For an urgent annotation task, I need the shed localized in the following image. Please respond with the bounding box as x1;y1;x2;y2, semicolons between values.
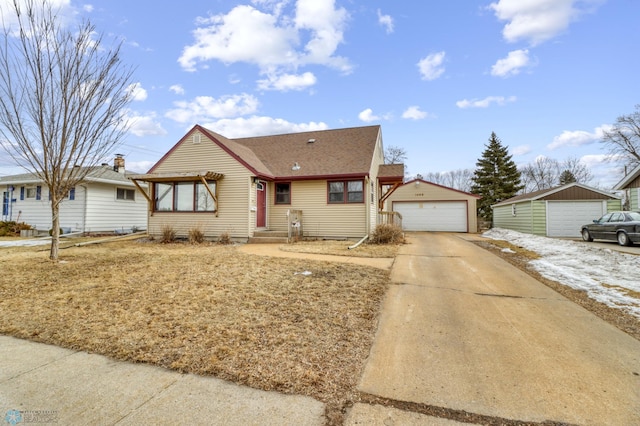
384;179;480;233
492;183;621;238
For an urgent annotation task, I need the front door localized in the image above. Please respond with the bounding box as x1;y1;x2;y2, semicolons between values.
256;181;266;228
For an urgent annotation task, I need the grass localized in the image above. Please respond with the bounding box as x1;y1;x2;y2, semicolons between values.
279;239;400;258
0;239;389;424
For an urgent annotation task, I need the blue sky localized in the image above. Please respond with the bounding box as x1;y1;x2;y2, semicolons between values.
1;0;638;189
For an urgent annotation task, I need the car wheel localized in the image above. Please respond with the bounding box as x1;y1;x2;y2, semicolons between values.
581;229;593;242
617;231;631;246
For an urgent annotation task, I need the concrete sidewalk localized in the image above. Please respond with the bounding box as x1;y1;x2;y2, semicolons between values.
0;336;325;425
358;232;640;425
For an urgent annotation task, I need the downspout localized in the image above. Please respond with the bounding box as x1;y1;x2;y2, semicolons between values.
348;234;368;250
82;185;88;233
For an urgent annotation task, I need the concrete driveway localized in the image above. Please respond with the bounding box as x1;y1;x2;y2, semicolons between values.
357;232;640;425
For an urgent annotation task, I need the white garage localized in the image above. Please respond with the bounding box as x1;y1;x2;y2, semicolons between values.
546;201;606;237
383;179;480;233
394;201;468;232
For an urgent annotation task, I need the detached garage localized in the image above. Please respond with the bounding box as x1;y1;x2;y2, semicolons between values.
492;183;622;238
384;179;480;233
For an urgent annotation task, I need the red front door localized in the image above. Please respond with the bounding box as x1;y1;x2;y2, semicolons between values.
256;181;266;228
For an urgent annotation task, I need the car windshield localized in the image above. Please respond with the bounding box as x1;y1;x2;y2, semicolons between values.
628;212;640;221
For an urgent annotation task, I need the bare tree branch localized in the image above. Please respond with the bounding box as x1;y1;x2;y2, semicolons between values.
0;0;134;260
601;105;640;167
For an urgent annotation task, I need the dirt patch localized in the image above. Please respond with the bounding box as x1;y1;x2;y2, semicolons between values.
0;240;389;424
279;239;400;258
476;240;640;342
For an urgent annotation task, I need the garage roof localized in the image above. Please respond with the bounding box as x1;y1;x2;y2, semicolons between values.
492;182;619;207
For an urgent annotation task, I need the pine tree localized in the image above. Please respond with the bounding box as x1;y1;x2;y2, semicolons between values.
558;169;577;185
471;132;523;221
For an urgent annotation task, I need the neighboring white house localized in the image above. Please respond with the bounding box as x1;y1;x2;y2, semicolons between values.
0;156;147;234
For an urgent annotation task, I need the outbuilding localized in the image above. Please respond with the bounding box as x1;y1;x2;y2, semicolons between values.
613;163;640;210
492;182;622;238
384;179;480;233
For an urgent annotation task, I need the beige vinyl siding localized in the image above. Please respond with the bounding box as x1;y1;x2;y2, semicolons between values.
148;131;253;239
268;180;366;238
386;181;478;233
367;131;385;233
83;183;148;232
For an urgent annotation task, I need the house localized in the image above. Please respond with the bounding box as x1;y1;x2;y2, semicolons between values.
0;156;148;234
128;125;404;241
492;182;622;238
613;163;640;210
383;179;480;232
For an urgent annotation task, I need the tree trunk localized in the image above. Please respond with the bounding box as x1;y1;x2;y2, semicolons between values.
50;201;60;261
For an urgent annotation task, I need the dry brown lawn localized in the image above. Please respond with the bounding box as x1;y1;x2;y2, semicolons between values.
280;239;400;258
0;239;390;424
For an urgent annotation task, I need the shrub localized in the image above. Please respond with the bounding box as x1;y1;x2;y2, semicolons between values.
0;221;33;237
160;224;176;243
218;231;232;245
188;226;205;244
370;223;404;244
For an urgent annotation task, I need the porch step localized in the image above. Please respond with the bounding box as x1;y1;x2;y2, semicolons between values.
248;230;289;244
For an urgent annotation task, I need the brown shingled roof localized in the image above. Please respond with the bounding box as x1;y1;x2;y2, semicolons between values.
220;125;382;179
378;164;404;184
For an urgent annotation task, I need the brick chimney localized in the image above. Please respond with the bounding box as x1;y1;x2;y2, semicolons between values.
114;154;125;173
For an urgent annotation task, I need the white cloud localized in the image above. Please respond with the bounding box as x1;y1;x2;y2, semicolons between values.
0;0;74;32
402;106;428;120
377;9;394;34
547;125;611;150
169;84;185;95
126;83;148;101
489;0;603;46
203;116;328;138
257;71;317;91
456;95;517;109
125;160;156;174
512;145;531;156
359;108;380;122
491;49;531;77
165;93;260;123
417;51;446;81
83;4;94;13
178;0;351;78
124;111;167;137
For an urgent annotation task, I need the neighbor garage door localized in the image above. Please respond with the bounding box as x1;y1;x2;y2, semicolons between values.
546;201;605;238
394;201;467;232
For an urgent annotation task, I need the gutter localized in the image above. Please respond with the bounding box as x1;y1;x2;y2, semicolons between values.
348;235;368;250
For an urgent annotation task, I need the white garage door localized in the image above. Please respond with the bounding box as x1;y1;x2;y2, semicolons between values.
394;201;467;232
546;201;605;237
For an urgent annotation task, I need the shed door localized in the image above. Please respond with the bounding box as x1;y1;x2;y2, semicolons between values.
394;201;467;232
546;201;605;237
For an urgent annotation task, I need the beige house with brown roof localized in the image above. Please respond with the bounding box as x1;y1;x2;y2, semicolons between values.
130;124;404;241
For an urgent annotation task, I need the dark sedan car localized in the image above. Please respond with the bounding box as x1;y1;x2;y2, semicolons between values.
581;211;640;246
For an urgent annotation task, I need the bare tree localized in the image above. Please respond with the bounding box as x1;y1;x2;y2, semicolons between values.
559;156;592;184
384;145;407;164
601;105;640;167
422;169;473;192
520;157;559;193
0;0;134;260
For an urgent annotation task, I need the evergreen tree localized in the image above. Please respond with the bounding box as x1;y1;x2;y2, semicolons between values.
558;169;577;185
471;132;523;221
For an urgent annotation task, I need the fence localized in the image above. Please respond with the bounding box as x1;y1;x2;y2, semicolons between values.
378;211;402;228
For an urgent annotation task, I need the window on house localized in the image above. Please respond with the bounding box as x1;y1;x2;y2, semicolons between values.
328;180;364;204
511;204;517;216
154;181;217;212
116;188;135;201
26;187;37;199
275;183;291;204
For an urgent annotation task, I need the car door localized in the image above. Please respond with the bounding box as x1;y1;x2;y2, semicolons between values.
602;212;623;241
590;213;612;239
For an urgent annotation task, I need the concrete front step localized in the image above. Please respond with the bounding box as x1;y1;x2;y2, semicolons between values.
253;230;288;238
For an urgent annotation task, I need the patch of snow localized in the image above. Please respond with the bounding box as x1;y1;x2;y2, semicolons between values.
501;247;516;254
484;228;640;319
0;239;51;247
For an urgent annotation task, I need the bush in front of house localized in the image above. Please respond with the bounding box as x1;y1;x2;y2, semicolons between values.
0;221;33;237
370;223;404;244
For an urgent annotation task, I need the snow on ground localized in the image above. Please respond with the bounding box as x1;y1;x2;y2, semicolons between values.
0;238;51;247
484;228;640;319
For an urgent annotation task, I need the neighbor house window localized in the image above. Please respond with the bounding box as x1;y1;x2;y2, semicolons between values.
275;183;291;204
511;204;516;216
116;188;135;201
328;180;364;204
26;187;37;199
154;181;216;212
